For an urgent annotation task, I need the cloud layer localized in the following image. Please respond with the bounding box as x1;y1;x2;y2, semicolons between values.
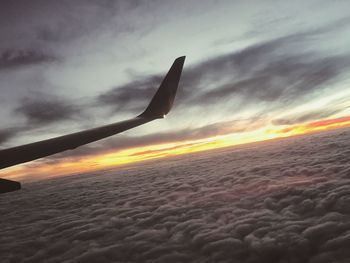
0;50;55;71
1;127;350;262
15;93;81;125
0;128;19;145
1;12;350;160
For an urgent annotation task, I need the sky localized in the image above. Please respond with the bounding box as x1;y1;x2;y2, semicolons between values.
1;0;350;180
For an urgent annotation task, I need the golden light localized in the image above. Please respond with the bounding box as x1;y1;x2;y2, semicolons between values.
2;115;350;182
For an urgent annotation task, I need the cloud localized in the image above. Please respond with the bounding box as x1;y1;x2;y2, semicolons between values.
188;44;350;109
306;116;350;129
98;75;163;114
129;142;203;157
272;108;344;126
0;0;157;52
1;127;350;262
98;33;350;117
97;37;287;112
14;93;81;125
0;49;55;70
0;128;19;145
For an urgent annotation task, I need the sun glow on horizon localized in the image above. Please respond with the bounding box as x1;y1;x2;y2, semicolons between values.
2;115;350;182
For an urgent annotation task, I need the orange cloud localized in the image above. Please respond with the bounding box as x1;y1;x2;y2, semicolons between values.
2;115;350;182
306;116;350;128
129;142;202;157
274;115;350;136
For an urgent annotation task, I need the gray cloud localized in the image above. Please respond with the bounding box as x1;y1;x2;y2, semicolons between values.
272;108;344;126
243;13;350;43
1;127;350;262
0;0;157;51
188;40;350;109
0;128;19;145
98;75;163;114
0;49;55;70
14;94;81;125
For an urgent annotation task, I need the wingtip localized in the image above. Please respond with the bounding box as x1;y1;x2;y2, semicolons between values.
176;55;186;61
0;178;21;194
175;56;186;65
138;56;185;119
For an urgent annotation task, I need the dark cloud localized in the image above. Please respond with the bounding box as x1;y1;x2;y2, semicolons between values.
14;94;81;125
1;127;350;262
0;50;55;70
0;128;19;145
188;43;350;109
98;75;163;114
0;0;156;52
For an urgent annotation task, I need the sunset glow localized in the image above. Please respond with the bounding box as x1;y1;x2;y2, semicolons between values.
3;115;350;181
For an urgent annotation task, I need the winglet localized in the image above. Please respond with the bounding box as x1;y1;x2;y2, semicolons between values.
138;56;185;119
0;178;21;194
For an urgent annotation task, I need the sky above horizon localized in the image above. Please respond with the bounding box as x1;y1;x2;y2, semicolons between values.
1;0;350;180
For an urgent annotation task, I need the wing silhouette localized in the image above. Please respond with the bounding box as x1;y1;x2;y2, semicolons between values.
0;56;185;194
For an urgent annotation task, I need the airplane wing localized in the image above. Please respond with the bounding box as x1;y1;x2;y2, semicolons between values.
0;56;185;194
